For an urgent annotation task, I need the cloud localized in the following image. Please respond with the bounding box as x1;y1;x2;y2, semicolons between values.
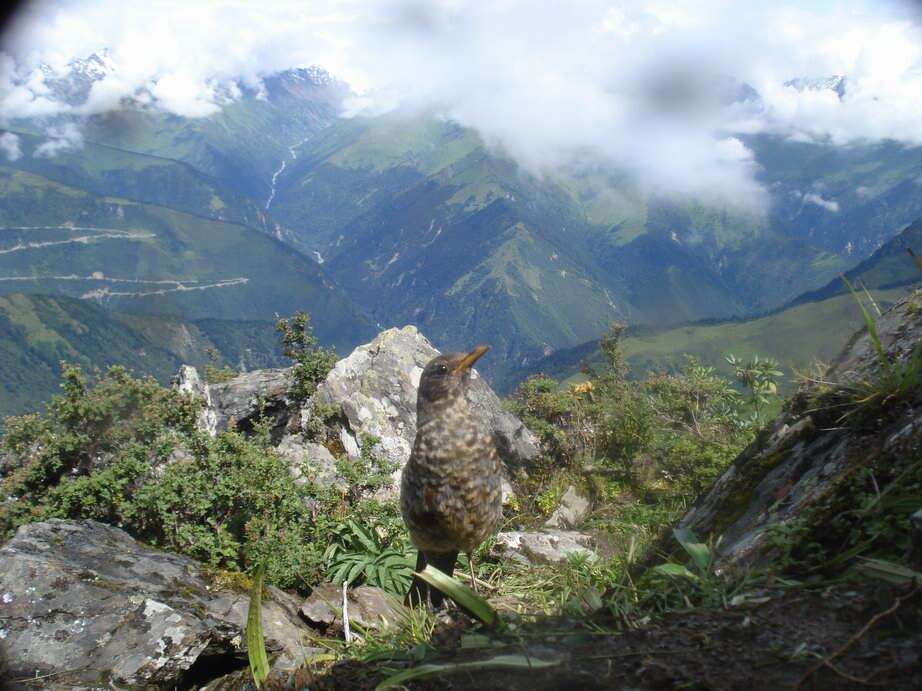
0;131;21;160
803;192;840;212
0;0;920;209
33;122;83;158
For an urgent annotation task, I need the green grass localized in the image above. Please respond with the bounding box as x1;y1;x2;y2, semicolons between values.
619;288;912;386
511;286;916;394
1;128;268;232
0;168;373;345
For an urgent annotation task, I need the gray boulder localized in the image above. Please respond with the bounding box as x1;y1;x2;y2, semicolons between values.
313;326;539;483
0;519;316;688
176;364;218;436
207;368;295;436
177;365;295;437
494;529;597;565
277;434;345;492
175;326;539;497
545;485;591;529
299;583;406;634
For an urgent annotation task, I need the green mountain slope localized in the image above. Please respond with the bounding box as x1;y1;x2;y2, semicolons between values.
1;128;271;233
0;168;375;350
269;113;922;377
0;292;287;420
502;218;922;391
68;69;346;202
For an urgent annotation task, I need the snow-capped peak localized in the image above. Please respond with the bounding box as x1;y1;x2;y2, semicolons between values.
784;75;848;100
68;51;115;81
280;65;336;87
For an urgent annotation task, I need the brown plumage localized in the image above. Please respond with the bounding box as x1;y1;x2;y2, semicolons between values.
401;345;502;607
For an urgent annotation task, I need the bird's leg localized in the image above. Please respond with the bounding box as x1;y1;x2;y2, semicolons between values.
468;553;479;593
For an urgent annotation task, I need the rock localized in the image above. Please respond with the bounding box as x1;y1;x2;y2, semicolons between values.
494;529;597;565
174;326;539;496
313;326;539;489
545;485;590;529
176;364;218;435
179;365;295;438
277;434;345;492
673;292;922;570
300;583;406;633
0;519;316;688
207;368;295;437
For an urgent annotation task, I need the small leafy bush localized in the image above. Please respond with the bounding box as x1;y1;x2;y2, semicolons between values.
509;324;766;503
0;362;405;593
324;516;416;594
276;311;338;402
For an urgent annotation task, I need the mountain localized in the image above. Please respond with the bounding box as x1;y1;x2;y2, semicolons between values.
15;64;346;207
0;167;375;349
504;218;922;391
266;111;922;377
37;52;118;107
0;292;291;420
74;67;346;205
1;128;272;233
7;59;922;383
784;75;848;99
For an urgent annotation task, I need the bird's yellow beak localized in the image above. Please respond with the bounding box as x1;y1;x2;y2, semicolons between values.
454;344;490;373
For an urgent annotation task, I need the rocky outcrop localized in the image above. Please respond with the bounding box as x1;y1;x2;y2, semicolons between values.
545;485;591;529
675;291;922;570
494;529;597;565
177;365;296;437
277;434;345;492
311;326;539;482
0;519;316;688
178;326;539;495
299;583;406;633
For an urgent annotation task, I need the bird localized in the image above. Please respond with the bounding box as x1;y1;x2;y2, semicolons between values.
401;345;503;608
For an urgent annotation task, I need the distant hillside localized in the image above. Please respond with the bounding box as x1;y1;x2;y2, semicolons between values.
0;167;375;351
268;113;922;378
0;292;286;420
1;129;272;234
502;218;922;392
15;68;347;204
6;69;922;383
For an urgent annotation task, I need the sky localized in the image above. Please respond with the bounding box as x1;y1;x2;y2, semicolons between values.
1;0;921;209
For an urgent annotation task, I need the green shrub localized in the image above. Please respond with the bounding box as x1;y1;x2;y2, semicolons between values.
276;311;338;402
510;326;759;503
0;362;401;593
507;375;593;469
324;513;416;594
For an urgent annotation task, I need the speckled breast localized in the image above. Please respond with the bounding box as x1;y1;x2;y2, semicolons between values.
401;415;502;555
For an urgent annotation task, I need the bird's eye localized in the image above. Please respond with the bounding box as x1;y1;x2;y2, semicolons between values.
438;364;448;373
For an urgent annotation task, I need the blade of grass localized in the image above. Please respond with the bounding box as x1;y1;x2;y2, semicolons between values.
652;563;699;580
854;557;922;585
842;275;891;376
415;565;499;627
247;564;270;689
673;528;710;573
375;654;561;690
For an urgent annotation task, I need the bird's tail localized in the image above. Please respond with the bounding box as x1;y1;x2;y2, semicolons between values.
405;549;458;608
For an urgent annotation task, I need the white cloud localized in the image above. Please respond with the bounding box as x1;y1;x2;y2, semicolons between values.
803;192;840;213
0;0;920;209
0;131;21;160
33;122;83;158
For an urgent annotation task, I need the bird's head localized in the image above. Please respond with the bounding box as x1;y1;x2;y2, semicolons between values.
417;345;490;411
